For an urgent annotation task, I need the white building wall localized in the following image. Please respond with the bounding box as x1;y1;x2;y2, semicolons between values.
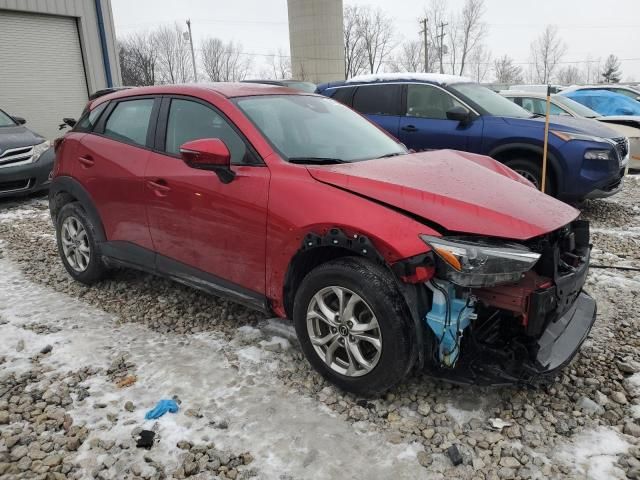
287;0;345;84
0;0;121;92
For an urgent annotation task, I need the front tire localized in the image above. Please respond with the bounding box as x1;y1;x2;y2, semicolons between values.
505;158;556;197
293;257;414;397
55;202;106;284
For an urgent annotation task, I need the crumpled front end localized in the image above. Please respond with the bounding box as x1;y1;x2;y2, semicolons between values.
416;220;596;385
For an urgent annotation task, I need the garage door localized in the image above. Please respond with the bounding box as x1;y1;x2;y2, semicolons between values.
0;10;88;139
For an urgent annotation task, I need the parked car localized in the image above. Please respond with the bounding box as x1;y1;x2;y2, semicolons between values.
562;85;640;102
242;79;317;93
560;89;640;122
50;83;596;395
502;91;640;170
0;107;54;198
316;73;627;201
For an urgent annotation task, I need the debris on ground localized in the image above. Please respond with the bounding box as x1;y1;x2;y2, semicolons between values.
144;399;180;420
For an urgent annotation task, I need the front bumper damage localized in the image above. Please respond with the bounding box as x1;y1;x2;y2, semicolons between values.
418;220;596;386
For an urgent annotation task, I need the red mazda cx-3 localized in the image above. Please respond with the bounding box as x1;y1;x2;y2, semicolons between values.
50;84;596;395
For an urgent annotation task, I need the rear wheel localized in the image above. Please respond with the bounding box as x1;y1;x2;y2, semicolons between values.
293;257;413;397
55;202;107;284
505;158;556;197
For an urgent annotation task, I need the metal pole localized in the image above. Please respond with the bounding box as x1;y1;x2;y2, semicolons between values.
541;85;551;194
186;19;198;83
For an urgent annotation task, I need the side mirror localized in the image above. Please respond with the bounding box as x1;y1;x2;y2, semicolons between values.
180;138;235;184
446;106;472;124
12;116;26;125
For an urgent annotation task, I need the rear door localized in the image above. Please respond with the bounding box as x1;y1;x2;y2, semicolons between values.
146;96;270;294
75;97;158;254
399;84;483;152
351;84;402;139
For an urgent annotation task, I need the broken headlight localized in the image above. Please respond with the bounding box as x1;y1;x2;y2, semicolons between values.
420;235;541;288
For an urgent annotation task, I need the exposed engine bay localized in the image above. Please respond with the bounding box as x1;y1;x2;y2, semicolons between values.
420;220;596;385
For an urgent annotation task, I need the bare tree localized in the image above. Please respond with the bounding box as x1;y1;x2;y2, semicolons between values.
602;54;622;83
343;5;367;79
557;65;584;85
155;23;193;84
357;6;395;74
263;49;291;80
530;25;567;83
467;45;491;82
493;55;523;84
390;40;424;72
455;0;486;76
117;32;158;86
200;38;251;82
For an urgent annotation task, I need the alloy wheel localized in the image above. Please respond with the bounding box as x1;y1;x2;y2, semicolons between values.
61;216;91;272
306;286;382;377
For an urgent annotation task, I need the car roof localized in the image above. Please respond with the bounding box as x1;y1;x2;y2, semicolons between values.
333;72;473;87
92;82;311;106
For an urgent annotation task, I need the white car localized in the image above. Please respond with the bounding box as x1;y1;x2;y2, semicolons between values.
502;91;640;170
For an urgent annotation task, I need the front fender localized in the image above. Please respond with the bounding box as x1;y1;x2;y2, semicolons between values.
264;166;439;310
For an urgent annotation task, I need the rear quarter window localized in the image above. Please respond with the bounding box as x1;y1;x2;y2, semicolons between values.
352;84;402;116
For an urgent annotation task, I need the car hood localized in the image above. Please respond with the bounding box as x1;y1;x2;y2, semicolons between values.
502;115;620;138
597;116;640;132
0;125;44;152
306;150;579;240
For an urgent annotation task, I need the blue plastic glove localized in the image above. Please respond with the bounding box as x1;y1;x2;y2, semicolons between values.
144;399;179;420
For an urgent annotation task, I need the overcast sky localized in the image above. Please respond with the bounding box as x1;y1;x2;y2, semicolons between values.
111;0;640;81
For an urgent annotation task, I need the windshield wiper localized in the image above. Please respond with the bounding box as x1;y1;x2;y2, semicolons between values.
288;157;347;165
376;152;405;159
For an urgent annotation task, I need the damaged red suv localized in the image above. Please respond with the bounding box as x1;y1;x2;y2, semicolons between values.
49;84;596;396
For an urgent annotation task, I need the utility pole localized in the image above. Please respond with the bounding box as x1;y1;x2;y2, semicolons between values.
437;22;448;74
186;19;198;83
420;18;428;73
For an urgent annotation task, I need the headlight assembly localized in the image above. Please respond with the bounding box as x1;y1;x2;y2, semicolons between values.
31;141;51;162
420;235;541;288
550;130;609;144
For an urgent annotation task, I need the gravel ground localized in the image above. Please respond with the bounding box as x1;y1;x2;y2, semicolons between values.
1;177;639;480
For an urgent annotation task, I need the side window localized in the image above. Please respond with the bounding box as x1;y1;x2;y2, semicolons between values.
165;99;250;165
352;85;401;116
103;99;154;146
74;102;108;133
549;103;568;115
330;87;356;107
406;84;465;120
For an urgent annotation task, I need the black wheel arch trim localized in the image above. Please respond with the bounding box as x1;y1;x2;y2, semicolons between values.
49;176;107;242
488;142;563;191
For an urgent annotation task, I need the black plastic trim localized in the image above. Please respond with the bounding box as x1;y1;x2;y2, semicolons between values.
101;241;271;313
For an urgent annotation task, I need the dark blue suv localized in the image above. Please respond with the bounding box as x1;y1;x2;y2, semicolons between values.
317;74;628;201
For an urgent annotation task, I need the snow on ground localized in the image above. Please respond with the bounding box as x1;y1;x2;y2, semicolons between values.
554;427;631;480
0;258;427;479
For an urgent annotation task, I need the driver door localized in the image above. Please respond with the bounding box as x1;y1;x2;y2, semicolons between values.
146;97;270;295
398;84;483;152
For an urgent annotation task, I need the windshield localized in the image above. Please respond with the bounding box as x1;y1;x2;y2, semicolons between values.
552;95;600;118
235;95;406;163
449;83;532;118
0;109;16;127
566;91;640;116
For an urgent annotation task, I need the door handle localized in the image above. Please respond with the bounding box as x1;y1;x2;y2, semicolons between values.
78;155;94;167
401;125;418;132
146;179;171;196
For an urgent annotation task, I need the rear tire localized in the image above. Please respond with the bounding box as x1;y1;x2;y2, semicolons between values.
293;256;414;397
505;158;556;197
55;202;107;285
